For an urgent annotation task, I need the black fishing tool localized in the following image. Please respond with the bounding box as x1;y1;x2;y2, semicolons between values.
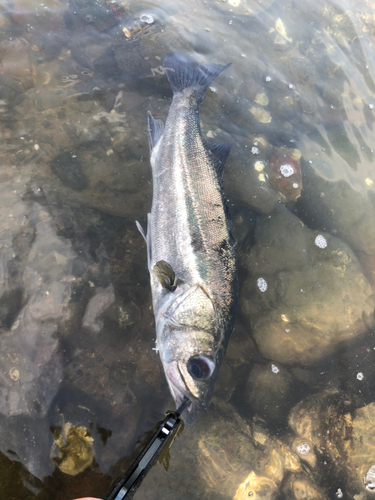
104;398;190;500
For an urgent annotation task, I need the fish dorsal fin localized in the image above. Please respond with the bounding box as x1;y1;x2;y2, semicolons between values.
148;111;164;152
207;142;233;179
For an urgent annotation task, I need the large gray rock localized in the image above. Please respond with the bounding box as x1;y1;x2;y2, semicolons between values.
0;177;77;478
240;205;375;365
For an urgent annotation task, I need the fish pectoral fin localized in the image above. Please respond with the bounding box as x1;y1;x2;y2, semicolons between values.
148;111;165;152
206;142;233;180
136;220;147;242
136;214;152;271
153;260;181;291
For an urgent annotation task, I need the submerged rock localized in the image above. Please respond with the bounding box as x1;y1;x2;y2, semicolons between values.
142;399;318;500
340;402;375;496
141;399;257;500
0;177;77;478
82;284;116;334
288;390;375;497
297;150;375;257
224;135;279;215
50;151;89;191
282;471;325;500
240;205;375;365
268;147;302;203
245;362;300;423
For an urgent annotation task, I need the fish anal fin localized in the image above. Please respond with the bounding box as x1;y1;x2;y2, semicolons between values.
148;111;164;152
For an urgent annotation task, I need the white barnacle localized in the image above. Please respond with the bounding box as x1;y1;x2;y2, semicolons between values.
335;489;343;498
257;277;267;292
296;442;310;456
364;465;375;490
140;13;154;24
315;235;327;249
280;164;294;177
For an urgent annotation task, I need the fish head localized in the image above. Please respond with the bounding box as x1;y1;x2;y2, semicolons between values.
156;284;223;424
161;324;220;425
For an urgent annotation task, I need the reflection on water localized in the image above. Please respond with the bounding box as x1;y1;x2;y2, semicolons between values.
1;0;375;497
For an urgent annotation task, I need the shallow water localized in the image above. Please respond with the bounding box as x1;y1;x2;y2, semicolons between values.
1;0;375;498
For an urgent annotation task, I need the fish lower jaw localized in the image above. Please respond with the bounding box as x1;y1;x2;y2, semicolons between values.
167;377;195;415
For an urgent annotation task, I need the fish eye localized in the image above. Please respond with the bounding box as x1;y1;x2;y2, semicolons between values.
187;356;214;380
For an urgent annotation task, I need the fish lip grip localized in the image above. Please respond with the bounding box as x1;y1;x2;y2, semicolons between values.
105;398;190;500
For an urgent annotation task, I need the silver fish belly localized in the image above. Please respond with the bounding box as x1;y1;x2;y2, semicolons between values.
138;52;237;424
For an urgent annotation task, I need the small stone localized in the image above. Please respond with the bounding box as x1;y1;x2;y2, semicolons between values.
9;367;20;381
254;92;269;107
250;106;272;124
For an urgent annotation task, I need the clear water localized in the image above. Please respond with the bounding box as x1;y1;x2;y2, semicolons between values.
1;0;375;498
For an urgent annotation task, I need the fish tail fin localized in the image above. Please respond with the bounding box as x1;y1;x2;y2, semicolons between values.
163;52;231;96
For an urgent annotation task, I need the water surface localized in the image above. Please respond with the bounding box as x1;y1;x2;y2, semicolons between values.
1;0;375;498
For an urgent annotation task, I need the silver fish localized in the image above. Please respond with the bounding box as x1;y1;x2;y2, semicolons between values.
137;53;237;424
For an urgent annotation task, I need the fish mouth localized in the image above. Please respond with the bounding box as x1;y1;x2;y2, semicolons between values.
165;363;197;425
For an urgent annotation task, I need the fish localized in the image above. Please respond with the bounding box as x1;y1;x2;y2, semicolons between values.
137;52;238;424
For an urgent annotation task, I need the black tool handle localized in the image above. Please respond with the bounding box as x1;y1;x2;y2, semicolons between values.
105;412;180;500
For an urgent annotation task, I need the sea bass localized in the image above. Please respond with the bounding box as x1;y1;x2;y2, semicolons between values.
137;53;238;424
